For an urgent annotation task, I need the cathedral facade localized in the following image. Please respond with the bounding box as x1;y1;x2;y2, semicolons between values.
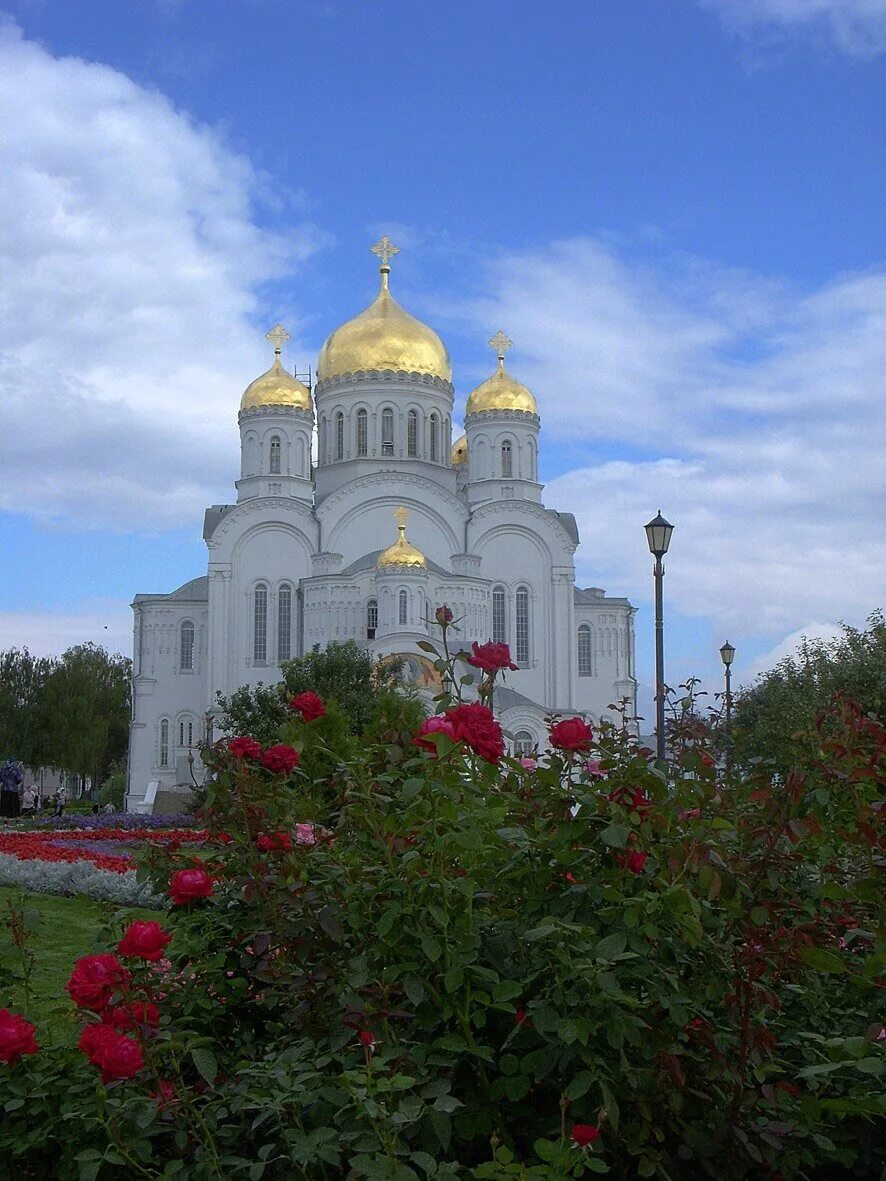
126;239;637;809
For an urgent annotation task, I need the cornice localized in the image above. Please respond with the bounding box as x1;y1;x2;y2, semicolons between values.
465;408;540;426
315;369;454;398
238;405;314;424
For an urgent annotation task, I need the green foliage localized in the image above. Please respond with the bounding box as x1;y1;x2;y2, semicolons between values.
1;637;883;1178
0;648;55;767
734;610;885;777
98;765;126;810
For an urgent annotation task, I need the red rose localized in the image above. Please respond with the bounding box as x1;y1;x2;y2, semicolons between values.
78;1024;144;1083
118;920;173;962
256;831;293;851
413;714;457;752
228;736;262;760
514;1008;528;1025
616;850;648;874
217;831;234;844
358;1029;375;1047
0;1009;39;1063
66;954;131;1011
699;751;715;768
608;786;650;817
550;717;593;751
446;702;505;764
260;743;300;774
571;1124;600;1147
465;641;518;674
101;1002;160;1031
168;867;214;906
289;691;326;721
435;605;453;624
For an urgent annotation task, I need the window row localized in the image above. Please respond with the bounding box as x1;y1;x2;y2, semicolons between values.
319;407;452;464
490;585;531;666
468;434;537;482
240;432;310;479
253;584;295;664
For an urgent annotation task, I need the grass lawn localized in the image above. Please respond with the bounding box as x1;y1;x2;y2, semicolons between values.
0;886;163;1043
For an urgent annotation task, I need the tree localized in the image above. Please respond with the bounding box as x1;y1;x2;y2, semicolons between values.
40;644;131;795
0;648;55;768
734;610;885;777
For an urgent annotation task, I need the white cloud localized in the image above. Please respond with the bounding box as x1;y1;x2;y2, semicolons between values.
744;621;845;680
700;0;886;56
0;601;132;659
454;236;885;643
0;20;326;530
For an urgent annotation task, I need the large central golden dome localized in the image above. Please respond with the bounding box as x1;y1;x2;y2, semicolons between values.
317;237;452;384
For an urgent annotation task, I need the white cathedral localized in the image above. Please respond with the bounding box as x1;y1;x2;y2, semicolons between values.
126;238;637;810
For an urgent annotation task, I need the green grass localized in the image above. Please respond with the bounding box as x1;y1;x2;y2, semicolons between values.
0;886;163;1043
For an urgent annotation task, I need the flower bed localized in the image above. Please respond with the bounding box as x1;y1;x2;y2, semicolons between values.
34;813;197;831
0;828;208;875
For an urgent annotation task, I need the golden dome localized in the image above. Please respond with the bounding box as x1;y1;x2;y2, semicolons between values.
241;324;311;411
317;237;452;384
451;434;468;465
377;507;428;570
465;331;537;417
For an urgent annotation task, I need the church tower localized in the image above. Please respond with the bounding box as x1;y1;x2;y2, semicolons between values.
462;332;542;506
236;325;314;503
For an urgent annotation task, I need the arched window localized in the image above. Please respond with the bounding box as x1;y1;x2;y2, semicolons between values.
429;413;439;462
179;620;195;671
513;729;534;756
159;720;169;767
501;440;513;479
178;718;194;747
407;410;418;457
278;585;292;663
381;408;394;456
366;598;378;640
269;435;282;475
492;586;507;644
515;586;530;665
335;411;344;460
577;625;593;676
356;409;368;457
399;589;408;626
253;584;268;663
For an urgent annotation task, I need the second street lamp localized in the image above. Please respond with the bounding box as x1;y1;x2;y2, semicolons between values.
719;640;735;775
644;511;674;763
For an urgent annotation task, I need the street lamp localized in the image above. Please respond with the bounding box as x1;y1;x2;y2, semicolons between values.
719;641;735;775
644;511;674;762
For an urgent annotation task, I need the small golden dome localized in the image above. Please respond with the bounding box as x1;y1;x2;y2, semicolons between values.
377;506;428;570
241;324;311;411
465;330;537;417
317;237;452;384
451;434;468;465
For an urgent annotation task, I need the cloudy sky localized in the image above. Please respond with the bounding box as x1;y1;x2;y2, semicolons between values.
0;0;883;710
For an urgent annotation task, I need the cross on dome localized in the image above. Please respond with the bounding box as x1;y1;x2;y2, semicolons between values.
371;235;400;269
489;330;513;370
394;505;409;532
266;324;290;356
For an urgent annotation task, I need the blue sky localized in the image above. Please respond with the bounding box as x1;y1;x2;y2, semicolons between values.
0;0;884;713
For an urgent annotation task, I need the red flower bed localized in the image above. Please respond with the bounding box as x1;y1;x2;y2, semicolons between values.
0;828;208;875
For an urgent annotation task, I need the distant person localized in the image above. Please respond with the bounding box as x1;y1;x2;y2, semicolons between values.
0;760;23;825
102;802;116;814
21;785;37;815
53;785;67;817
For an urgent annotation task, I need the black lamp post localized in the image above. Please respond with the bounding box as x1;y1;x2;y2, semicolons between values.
644;511;674;762
719;641;735;774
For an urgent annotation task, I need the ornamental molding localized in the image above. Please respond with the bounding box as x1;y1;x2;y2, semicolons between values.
468;499;577;555
465;409;540;426
317;471;468;523
238;406;314;424
207;496;319;549
315;369;454;398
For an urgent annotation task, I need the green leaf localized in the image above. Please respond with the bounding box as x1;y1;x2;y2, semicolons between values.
599;823;629;848
798;947;847;974
191;1047;217;1085
750;906;768;925
429;1108;451;1151
595;932;627;960
566;1070;596;1099
421;933;442;962
403;975;425;1006
416;640;439;654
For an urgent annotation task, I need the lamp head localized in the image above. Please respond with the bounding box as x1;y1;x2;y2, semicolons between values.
719;641;735;668
644;510;674;558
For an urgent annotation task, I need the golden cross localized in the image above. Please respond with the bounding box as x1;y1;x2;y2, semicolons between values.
489;331;513;363
266;324;290;355
394;506;409;534
371;235;400;269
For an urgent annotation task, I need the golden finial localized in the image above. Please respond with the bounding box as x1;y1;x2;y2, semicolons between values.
371;235;400;291
489;330;513;373
394;505;409;534
266;324;290;356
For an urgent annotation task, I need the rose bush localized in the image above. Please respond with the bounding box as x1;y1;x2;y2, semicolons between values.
0;627;882;1178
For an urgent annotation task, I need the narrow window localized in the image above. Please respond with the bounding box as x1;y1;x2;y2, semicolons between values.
578;625;593;676
381;408;394;456
269;435;282;475
501;440;513;478
514;730;533;756
515;586;530;665
492;586;506;644
278;585;292;663
159;720;169;767
429;413;439;462
178;720;185;746
399;588;408;626
407;410;418;457
356;409;368;457
179;620;195;671
335;411;344;460
254;584;268;663
187;720;193;747
366;598;378;640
